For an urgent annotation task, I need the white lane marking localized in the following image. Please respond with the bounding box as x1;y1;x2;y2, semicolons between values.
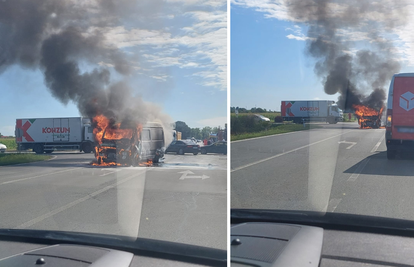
231;130;300;143
15;171;146;229
338;140;357;149
348;158;370;182
371;135;385;153
0;168;78;185
327;198;342;212
231;130;354;172
178;170;210;180
99;169;122;176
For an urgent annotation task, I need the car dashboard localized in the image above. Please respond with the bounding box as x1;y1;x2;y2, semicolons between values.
231;210;414;267
0;230;226;267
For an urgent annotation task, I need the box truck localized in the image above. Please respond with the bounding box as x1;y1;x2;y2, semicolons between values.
281;100;343;124
385;73;414;159
15;117;95;154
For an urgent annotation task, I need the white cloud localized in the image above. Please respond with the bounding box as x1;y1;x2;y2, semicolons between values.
93;5;227;90
286;34;307;41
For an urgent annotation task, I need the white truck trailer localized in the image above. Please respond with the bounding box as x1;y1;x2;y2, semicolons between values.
281;100;343;124
15;117;95;154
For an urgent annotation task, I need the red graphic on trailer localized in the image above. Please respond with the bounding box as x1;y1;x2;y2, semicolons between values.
16;119;34;142
281;102;295;117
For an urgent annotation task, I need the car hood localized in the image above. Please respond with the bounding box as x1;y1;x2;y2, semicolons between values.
0;229;226;266
0;144;6;149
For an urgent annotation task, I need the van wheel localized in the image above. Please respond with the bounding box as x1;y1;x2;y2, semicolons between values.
44;150;53;154
33;144;44;154
178;149;184;155
387;149;396;160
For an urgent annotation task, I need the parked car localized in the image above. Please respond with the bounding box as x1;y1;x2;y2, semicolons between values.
0;143;6;153
165;140;200;155
201;141;227;155
254;114;270;122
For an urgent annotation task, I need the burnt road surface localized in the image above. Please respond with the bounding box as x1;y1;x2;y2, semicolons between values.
232;121;414;221
0;152;227;250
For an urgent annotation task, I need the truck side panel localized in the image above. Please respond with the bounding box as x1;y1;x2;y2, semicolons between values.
391;77;414;140
16;117;82;144
281;101;330;118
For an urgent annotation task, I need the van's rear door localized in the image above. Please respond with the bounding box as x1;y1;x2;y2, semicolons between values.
392;77;414;139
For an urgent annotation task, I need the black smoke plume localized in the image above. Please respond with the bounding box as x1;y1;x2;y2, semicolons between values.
0;0;171;130
286;0;407;111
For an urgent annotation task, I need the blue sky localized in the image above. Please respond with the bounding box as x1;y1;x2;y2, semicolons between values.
231;1;414;112
0;0;227;136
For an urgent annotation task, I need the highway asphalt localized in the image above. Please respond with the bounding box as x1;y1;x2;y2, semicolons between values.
0;152;227;250
231;122;414;221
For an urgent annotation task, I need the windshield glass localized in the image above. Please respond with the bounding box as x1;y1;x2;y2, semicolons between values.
231;0;414;222
0;0;227;251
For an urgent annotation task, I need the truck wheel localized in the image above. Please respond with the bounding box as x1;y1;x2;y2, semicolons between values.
193;152;198;155
33;144;44;154
44;150;53;154
98;157;102;165
201;149;207;154
82;143;92;153
387;149;396;160
178;148;184;155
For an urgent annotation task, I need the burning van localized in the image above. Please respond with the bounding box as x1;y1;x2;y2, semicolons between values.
353;105;384;129
93;115;165;166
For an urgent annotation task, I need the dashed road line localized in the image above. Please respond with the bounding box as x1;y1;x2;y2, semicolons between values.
348;158;370;182
327;198;342;212
15;170;146;229
231;130;354;172
371;135;385;153
99;168;122;176
0;168;78;185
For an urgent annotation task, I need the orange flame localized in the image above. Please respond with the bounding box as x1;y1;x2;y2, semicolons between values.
91;115;147;166
352;104;384;129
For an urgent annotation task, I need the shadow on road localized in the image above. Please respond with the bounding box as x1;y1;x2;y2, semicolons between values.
344;151;414;177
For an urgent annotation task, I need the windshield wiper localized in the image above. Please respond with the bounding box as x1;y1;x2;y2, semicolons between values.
0;229;226;267
232;209;414;237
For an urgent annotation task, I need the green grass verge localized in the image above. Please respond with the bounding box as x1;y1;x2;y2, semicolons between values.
231;112;281;121
0;153;51;166
231;123;318;141
0;138;17;150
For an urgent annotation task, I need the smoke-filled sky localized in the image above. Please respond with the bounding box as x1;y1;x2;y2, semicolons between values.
231;0;414;111
0;0;227;136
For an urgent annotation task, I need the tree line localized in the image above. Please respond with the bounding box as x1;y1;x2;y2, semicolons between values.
174;121;227;140
230;107;279;113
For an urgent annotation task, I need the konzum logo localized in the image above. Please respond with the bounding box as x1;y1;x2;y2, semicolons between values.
300;107;319;111
399;91;414;111
42;127;70;133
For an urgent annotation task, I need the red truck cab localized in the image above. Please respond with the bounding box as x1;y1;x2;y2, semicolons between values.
386;73;414;159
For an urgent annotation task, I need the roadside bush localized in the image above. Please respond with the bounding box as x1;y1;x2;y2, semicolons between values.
231;115;270;135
